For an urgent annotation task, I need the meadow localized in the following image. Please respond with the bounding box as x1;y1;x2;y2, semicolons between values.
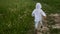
0;0;60;34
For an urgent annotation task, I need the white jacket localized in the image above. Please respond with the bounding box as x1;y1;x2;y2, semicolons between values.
32;3;46;22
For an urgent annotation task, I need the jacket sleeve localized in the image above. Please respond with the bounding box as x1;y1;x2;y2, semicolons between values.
32;10;35;17
41;10;46;16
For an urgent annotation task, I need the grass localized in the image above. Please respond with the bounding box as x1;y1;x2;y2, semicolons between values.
0;0;60;34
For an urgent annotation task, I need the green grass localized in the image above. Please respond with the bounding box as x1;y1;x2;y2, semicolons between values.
0;0;60;34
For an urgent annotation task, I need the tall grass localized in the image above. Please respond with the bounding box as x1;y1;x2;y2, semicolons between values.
0;0;60;34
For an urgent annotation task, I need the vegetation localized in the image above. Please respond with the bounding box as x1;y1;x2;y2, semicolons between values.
0;0;60;34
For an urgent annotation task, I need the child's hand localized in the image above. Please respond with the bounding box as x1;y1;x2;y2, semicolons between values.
43;16;46;20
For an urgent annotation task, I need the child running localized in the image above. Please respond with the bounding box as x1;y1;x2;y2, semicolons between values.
32;3;46;34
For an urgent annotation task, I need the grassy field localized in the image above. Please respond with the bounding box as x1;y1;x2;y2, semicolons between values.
0;0;60;34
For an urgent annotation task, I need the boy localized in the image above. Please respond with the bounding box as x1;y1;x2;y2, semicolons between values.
32;3;46;34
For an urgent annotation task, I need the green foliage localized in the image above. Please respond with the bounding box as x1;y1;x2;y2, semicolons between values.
0;0;60;34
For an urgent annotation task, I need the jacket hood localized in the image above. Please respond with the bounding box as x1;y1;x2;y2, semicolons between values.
36;3;42;9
